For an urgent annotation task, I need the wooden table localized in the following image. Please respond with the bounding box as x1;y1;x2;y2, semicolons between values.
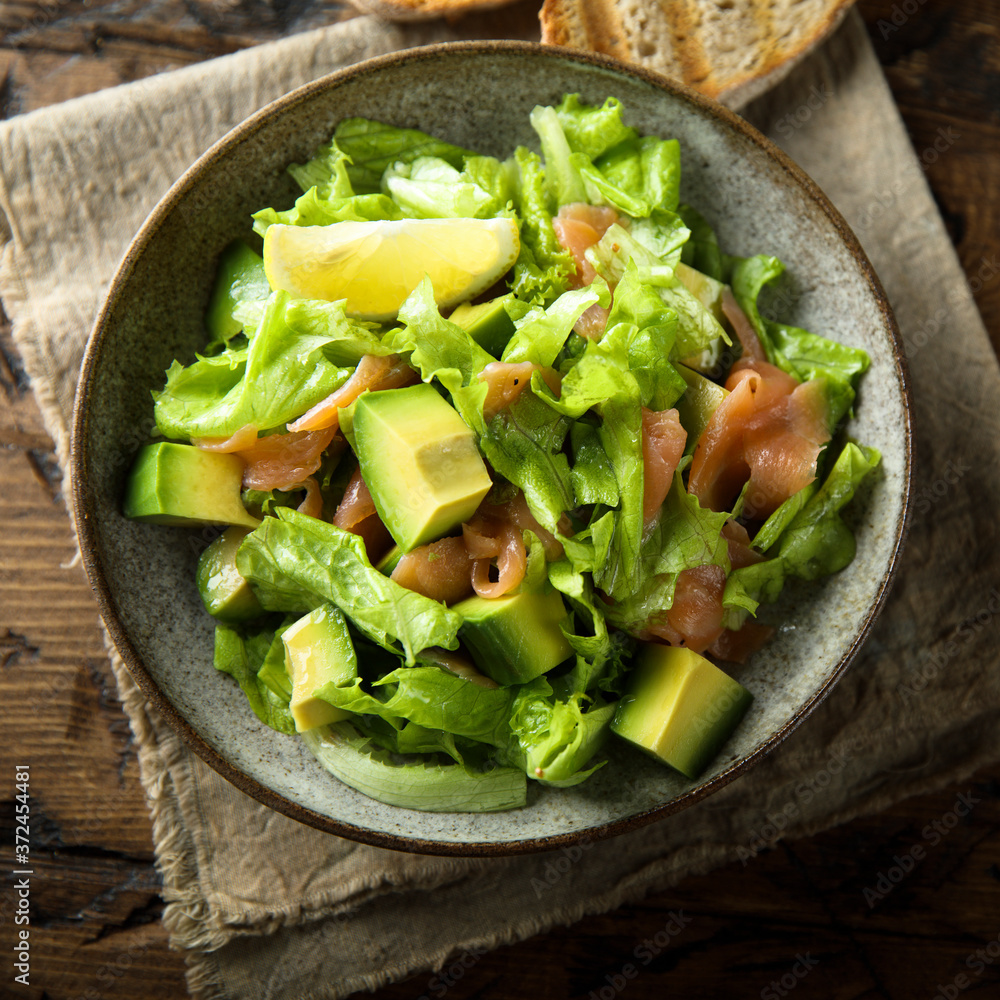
1;2;998;997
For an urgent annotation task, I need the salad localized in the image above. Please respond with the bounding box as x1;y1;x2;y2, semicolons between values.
123;95;878;813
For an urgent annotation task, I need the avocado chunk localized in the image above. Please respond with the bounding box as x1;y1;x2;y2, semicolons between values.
258;624;293;700
205;240;269;343
448;294;516;358
452;590;572;687
123;442;260;529
611;644;752;779
674;364;728;453
195;527;263;622
282;604;357;733
353;384;492;552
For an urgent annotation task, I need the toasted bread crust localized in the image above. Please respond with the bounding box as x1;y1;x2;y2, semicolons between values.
539;0;856;109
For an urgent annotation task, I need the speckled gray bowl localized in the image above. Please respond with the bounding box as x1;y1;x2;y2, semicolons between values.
72;42;912;856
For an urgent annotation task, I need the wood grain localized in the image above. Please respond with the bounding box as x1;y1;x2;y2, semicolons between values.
1;3;998;998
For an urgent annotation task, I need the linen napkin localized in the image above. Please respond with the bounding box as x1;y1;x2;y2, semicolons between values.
2;11;999;999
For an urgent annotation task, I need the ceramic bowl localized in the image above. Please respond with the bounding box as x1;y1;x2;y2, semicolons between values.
72;41;912;855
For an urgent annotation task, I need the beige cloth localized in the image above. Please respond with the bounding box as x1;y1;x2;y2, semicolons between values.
2;11;999;999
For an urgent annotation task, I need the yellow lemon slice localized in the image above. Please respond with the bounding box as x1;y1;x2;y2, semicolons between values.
263;218;521;321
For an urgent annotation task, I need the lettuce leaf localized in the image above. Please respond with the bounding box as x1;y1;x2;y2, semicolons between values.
287;138;355;199
252;189;403;235
778;442;881;580
506;676;616;786
501;281;609;367
678;203;723;280
382;156;498;219
596;135;681;215
479;390;575;533
509;147;574;303
333;117;472;193
555;94;638;161
154;290;354;440
384;277;494;393
727;254;870;425
549;558;633;696
214;623;296;734
236;509;462;663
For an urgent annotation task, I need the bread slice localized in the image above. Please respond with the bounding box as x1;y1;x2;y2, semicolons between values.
539;0;856;109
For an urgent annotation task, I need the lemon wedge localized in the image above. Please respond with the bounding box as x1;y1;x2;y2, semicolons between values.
263;218;520;321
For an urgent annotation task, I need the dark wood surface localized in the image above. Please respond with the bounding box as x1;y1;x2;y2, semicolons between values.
1;2;998;998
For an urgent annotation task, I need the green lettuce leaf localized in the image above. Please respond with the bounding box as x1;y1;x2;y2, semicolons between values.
506;676;616;786
727;254;871;425
252;188;403;235
333;117;472;193
555;94;638;161
530;104;588;208
549;558;634;696
287;138;355;199
778;442;881;580
596;135;681;215
384;277;494;393
236;509;462;663
479;390;575;533
678;203;723;280
382;156;497;219
501;281;609;367
214;623;296;734
509;147;574;303
154;290;354;440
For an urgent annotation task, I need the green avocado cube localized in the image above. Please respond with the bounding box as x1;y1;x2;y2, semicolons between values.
353;384;492;552
195;527;262;622
282;605;357;733
452;590;572;687
448;294;516;358
123;442;259;529
611;644;753;779
205;240;269;343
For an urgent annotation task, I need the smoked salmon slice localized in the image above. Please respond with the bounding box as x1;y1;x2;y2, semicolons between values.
553;203;620;339
642;407;687;524
638;564;727;654
237;426;340;492
390;537;474;605
688;359;830;520
332;464;392;561
288;354;418;433
480;362;562;422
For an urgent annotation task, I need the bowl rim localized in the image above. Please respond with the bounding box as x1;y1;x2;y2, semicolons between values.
71;38;914;857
